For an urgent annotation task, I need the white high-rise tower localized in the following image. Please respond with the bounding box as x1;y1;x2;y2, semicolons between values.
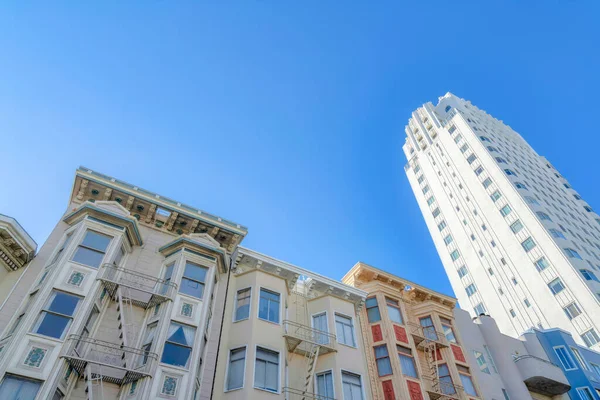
403;93;600;349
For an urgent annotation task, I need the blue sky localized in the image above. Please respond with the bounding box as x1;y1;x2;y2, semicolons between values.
1;2;599;297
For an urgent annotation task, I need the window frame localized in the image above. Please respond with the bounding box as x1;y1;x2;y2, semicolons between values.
233;287;252;322
385;298;403;325
553;345;578;371
397;345;418;378
253;345;281;393
70;230;113;269
315;369;335;399
257;287;281;325
335;313;357;348
576;387;595;400
160;321;196;369
439;317;457;344
225;345;247;392
179;260;209;299
341;369;365;400
32;290;82;340
570;347;590;371
365;297;381;323
374;344;393;377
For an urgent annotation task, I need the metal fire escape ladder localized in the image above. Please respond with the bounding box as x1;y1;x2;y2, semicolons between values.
85;364;104;400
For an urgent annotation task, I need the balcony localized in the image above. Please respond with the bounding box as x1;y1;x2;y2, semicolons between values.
97;263;177;309
61;335;158;385
407;322;448;348
514;355;571;396
283;320;336;355
283;387;335;400
424;377;461;400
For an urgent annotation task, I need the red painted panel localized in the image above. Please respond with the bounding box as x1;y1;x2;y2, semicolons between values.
382;380;395;400
394;325;409;343
372;325;383;342
451;344;466;363
433;348;443;361
407;380;424;400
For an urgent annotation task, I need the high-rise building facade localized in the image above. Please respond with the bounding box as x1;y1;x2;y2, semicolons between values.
403;93;600;350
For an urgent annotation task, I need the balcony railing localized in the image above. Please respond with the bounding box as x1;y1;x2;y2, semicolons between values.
283;320;336;355
283;387;335;400
407;322;448;348
513;355;571;396
97;263;177;308
61;335;158;385
424;377;462;400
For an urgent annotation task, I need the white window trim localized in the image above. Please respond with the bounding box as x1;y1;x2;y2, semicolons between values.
224;345;247;392
233;287;252;323
311;311;330;344
576;386;594;400
339;368;366;400
570;347;590;371
553;345;578;371
334;312;358;349
178;257;211;300
252;344;281;394
257;286;282;326
314;368;336;399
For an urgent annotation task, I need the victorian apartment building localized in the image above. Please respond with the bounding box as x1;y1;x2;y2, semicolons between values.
0;167;372;400
403;93;600;350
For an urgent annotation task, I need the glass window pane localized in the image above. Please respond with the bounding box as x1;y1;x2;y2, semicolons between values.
235;289;251;321
48;292;80;316
184;262;207;282
0;375;42;400
161;343;191;367
72;247;105;268
180;278;205;298
81;231;112;252
387;305;403;324
35;312;70;338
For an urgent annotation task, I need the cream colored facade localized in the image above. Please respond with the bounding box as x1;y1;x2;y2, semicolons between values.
214;247;370;400
343;262;483;400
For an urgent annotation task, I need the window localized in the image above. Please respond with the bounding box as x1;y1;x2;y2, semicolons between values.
564;302;582;320
458;367;477;396
443;235;453;245
420;316;438;341
474;303;486;315
179;261;208;299
6;292;37;338
581;329;600;347
71;230;112;268
509;309;516;317
488;268;494;275
316;371;334;399
554;346;577;370
254;347;279;392
454;134;463;143
580;269;600;282
0;375;42;399
465;284;477;297
515;182;527;189
496;157;507;164
422;185;430;195
510;220;523;233
335;314;356;347
467;154;477;164
565;248;583;259
32;291;81;339
460;144;469;154
484;345;498;373
448;125;456;134
397;346;418;378
417;175;425;184
525;196;540;205
341;371;364;400
51;232;74;264
482;178;492;188
366;297;381;323
432;208;440;218
548;278;566;295
160;322;196;369
226;347;246;390
438;221;447;231
524;298;531;307
550;229;566;239
457;266;468;278
450;250;460;261
500;204;512;217
487;146;497;152
537;211;552;222
504;169;517;176
480;136;490;142
502;388;510;400
258;289;280;324
427;196;435;206
234;288;251;321
438;364;456;395
591;363;600;376
576;387;595;400
312;313;329;344
490;191;502;202
159;263;174;295
374;345;392;376
140;322;157;366
535;257;549;272
440;317;456;343
475;166;484;176
521;237;536;252
386;298;403;324
571;347;589;370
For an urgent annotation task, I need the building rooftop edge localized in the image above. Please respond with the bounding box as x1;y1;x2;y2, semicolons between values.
0;213;37;249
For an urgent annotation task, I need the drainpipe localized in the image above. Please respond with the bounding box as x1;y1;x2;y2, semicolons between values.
210;247;237;398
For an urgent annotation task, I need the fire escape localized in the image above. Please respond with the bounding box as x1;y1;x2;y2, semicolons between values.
282;280;336;400
61;263;177;399
408;322;462;400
